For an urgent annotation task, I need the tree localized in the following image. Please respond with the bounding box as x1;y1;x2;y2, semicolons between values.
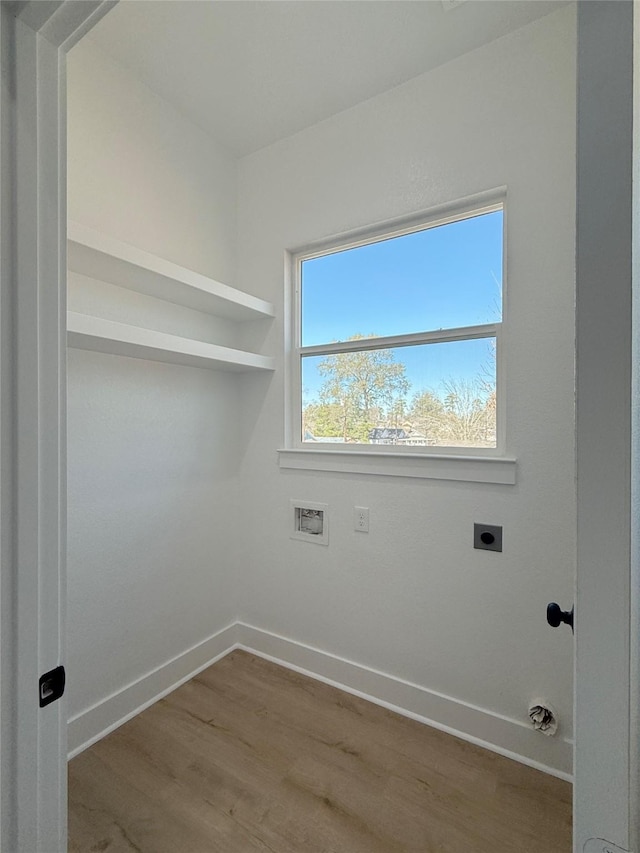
442;378;493;445
302;402;343;439
478;337;497;398
302;333;498;447
315;335;409;442
407;390;446;442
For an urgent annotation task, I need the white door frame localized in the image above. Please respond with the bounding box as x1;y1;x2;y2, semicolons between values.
0;3;115;849
574;1;637;852
0;1;637;851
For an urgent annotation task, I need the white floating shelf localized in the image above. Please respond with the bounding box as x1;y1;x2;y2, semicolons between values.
68;221;275;323
67;312;275;373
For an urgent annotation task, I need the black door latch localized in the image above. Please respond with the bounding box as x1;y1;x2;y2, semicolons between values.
39;665;65;708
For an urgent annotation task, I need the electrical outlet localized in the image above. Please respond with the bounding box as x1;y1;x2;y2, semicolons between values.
474;523;502;552
354;506;369;533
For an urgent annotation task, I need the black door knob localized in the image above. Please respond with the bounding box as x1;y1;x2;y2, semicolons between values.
547;602;574;632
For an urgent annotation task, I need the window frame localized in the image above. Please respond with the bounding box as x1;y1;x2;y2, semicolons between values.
287;193;508;465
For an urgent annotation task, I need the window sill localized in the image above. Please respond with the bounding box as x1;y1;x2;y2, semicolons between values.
277;448;517;485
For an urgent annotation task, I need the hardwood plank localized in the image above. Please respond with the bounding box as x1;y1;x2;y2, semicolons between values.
69;650;572;852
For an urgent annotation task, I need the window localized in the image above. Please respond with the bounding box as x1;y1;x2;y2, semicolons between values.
291;201;504;455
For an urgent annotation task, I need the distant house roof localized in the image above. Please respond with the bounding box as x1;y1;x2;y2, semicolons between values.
304;431;344;443
368;428;408;441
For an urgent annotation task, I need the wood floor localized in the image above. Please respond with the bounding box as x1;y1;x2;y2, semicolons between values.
68;650;572;853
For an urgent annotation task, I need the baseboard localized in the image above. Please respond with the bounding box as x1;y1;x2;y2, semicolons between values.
68;620;573;781
236;623;573;781
67;622;240;758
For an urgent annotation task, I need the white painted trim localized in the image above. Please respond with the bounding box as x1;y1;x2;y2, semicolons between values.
1;4;116;849
14;1;117;52
67;312;275;372
292;191;506;262
278;447;517;483
300;323;498;358
575;3;635;851
288;193;506;457
68;221;275;322
632;5;640;848
68;621;571;781
68;623;240;758
236;624;573;781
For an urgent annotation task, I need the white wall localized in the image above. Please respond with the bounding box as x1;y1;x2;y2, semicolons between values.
236;7;576;772
66;8;577;775
67;38;237;285
66;39;240;727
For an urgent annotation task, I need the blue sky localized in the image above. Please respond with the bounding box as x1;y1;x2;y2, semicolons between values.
301;210;502;404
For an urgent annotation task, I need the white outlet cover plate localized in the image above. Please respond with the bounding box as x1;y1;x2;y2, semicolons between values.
354;506;369;533
584;839;630;853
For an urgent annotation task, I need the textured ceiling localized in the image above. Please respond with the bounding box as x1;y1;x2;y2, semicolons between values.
85;0;569;157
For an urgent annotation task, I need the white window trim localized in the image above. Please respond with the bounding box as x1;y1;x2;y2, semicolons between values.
281;191;515;485
278;448;517;485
